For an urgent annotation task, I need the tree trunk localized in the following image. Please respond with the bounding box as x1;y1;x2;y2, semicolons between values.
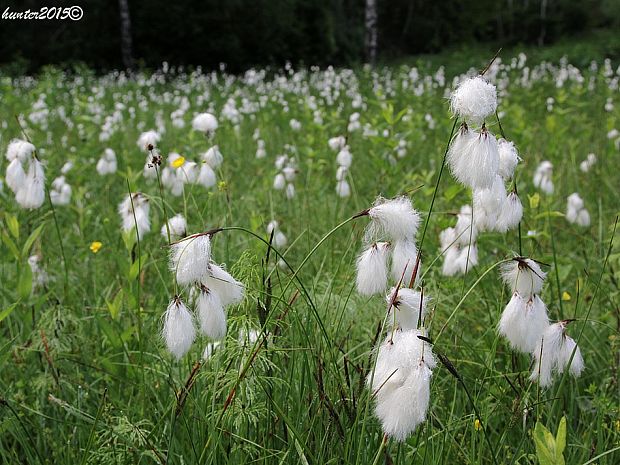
118;0;134;70
364;0;378;64
538;0;548;46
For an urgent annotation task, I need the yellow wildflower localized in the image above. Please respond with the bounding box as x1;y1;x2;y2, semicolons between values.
90;241;103;254
171;156;185;168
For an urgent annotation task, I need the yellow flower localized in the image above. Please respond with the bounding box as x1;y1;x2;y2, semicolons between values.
474;419;482;431
562;291;571;301
171;156;185;168
90;241;103;254
529;193;540;209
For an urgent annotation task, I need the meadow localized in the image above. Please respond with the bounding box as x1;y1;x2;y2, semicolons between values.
1;45;619;464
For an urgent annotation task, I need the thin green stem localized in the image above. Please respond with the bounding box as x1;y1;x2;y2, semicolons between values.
418;118;459;251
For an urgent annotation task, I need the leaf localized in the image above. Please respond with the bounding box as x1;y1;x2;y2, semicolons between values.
4;213;19;239
529;193;541;209
382;103;394;125
556;417;567;457
18;265;33;300
533;419;566;465
21;223;45;259
128;259;141;281
0;302;19;324
106;289;124;320
533;422;556;465
1;232;20;260
533;211;565;220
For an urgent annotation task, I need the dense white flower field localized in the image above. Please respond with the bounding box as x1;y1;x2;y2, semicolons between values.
1;51;619;464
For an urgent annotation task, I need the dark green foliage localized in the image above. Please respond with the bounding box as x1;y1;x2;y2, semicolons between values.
0;0;618;72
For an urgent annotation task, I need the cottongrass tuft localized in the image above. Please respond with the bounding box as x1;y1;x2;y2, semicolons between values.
533;161;554;194
566;193;590;227
162;214;187;240
201;263;245;306
498;293;549;353
447;125;500;189
370;329;436;441
529;321;585;387
366;196;421;242
163;297;196;360
449;75;498;124
356;242;390;296
197;286;227;340
118;193;151;240
170;235;212;286
500;258;546;297
192;112;218;134
386;287;429;330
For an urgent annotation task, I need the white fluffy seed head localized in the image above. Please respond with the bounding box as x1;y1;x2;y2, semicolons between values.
96;149;118;175
533;161;554;194
6;139;35;162
374;362;432;442
473;176;506;231
162;297;196;360
454;244;478;274
450;76;497;124
500;258;546;297
170;235;211;286
576;209;590;227
356;242;390;296
498;293;549;353
391;239;421;286
118;193;151;239
448;126;500;189
558;334;584;378
137;130;160;150
370;329;435;441
566;193;590;227
282;166;297;182
15;159;45;209
192;112;218;133
567;193;584;210
197;287;227;340
198;163;217;188
454;205;478;246
328;135;346;152
202;146;223;169
439;227;457;251
441;246;461;277
266;220;279;234
273;173;286;190
366;196;421;242
336;180;351;198
530;322;565;387
202;263;244;306
530;322;585;386
386;287;429;330
274;231;288;248
336;165;348;181
497;138;520;180
285;183;295;199
495;192;523;232
162;214;187;240
336;147;352;168
6;158;26;193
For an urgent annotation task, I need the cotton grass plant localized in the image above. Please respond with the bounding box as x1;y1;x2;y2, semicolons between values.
0;49;618;465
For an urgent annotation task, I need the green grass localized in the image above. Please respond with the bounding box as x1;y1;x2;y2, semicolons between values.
0;44;619;465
